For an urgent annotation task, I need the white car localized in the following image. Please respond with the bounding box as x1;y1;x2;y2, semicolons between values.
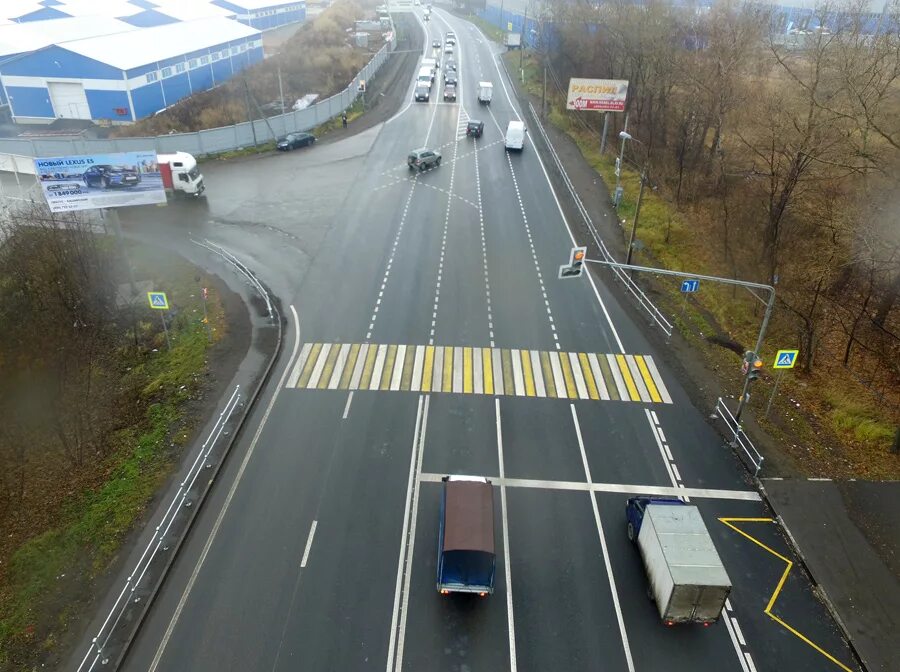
444;44;453;54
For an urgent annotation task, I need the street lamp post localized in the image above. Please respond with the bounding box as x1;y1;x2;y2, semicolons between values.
613;115;629;206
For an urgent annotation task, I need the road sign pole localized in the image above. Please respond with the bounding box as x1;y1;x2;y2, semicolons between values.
625;166;645;266
734;288;776;424
764;369;785;419
600;112;609;155
160;310;171;351
108;208;137;296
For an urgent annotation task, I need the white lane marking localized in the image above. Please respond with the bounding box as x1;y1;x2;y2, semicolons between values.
411;346;425;392
723;612;752;672
416;472;762;500
349;344;369;390
306;342;332;388
531;350;546;397
568;352;589;399
286;342;312;388
432;345;445;391
342;391;354;420
744;652;758;672
491;348;504;394
371;344;388;390
495;399;518;671
645;409;679;489
511;349;525;396
571;405;635;672
391;345;407;391
588;353;610;400
148;304;303;672
732;617;747;646
606;354;629;399
394;395;430;671
300;521;318;568
474;347;484;394
385;395;424;672
328;343;351;389
625;355;651;402
643;356;673;404
548;350;566;396
452;346;464;393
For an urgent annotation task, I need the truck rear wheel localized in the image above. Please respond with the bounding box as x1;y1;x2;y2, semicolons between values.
627;521;635;542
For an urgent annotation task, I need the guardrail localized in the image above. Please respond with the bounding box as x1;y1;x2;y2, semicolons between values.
0;44;389;166
526;101;674;338
715;397;765;476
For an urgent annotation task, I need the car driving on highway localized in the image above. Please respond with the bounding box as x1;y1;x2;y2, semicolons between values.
82;165;140;189
414;85;430;102
408;148;441;171
432;39;441;48
443;84;456;101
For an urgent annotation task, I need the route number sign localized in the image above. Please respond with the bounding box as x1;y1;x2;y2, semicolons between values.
680;279;699;293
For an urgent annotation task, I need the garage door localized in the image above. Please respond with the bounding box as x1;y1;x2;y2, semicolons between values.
48;82;91;120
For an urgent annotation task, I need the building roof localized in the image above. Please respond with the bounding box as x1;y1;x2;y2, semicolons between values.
58;16;260;70
0;16;135;58
151;1;237;21
1;2;47;20
55;0;143;18
215;0;303;9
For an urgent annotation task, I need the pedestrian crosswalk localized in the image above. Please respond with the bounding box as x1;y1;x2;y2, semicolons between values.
286;343;672;403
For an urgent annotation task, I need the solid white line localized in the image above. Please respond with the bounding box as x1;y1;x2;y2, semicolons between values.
495;399;518;671
570;405;635;672
395;395;430;671
342;391;354;420
744;652;758;672
286;342;312;388
349;344;369;391
148;304;302;672
300;521;318;568
391;345;407;391
723;613;752;672
416;473;762;501
385;395;424;672
645;409;679;489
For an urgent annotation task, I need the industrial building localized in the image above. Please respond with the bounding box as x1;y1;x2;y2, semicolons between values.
1;16;263;124
211;0;306;30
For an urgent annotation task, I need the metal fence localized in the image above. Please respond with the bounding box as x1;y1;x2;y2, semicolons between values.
715;397;765;476
0;44;389;173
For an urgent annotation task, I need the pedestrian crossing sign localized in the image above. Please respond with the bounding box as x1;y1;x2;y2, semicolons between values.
147;291;169;310
773;349;798;369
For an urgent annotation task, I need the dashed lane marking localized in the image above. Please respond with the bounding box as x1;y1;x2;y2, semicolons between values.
287;343;672;403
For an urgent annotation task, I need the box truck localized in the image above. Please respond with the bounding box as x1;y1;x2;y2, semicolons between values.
157;152;205;197
437;476;496;596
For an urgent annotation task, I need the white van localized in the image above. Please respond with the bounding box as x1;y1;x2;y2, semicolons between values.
417;66;433;88
421;57;438;74
505;120;526;151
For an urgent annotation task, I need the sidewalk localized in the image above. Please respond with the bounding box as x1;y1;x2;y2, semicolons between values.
763;479;900;672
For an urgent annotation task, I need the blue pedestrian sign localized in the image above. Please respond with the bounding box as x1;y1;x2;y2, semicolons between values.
680;279;699;293
147;291;169;310
773;349;799;369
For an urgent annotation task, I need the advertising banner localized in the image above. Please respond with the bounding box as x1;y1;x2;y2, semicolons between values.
33;151;166;213
566;78;629;112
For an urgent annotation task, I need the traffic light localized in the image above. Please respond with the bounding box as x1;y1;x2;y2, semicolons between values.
743;351;763;381
559;246;587;279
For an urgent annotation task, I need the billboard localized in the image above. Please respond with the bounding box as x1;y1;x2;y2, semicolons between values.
34;151;167;213
566;78;629;112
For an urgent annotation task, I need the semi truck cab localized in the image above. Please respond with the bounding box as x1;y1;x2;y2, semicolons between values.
157;151;205;197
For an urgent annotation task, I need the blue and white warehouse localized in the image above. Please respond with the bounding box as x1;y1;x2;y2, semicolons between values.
1;17;263;124
212;0;306;30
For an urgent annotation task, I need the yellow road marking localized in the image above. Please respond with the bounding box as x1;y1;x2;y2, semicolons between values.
635;355;662;403
297;343;322;387
719;518;854;672
578;353;600;400
597;355;619;400
615;354;640;401
540;351;557;398
482;347;494;395
380;344;397;389
463;347;473;393
317;344;342;389
338;343;361;389
359;344;379;389
521;350;536;397
501;349;514;395
401;346;416;390
421;345;435;392
442;346;453;393
559;351;578;399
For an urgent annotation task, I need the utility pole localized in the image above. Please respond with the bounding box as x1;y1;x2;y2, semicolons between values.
277;61;285;115
625;164;646;266
614;112;629;205
243;79;258;148
541;63;547;118
520;4;527;71
600;113;609;155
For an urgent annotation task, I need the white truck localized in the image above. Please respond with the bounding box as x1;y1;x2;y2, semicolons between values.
477;81;493;104
505;32;522;49
626;496;731;626
157;152;205;198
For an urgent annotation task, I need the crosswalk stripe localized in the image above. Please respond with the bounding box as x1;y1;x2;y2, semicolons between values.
288;343;672;404
288;342;313;388
400;345;416;390
453;346;464;393
473;347;484;394
491;348;503;396
339;343;362;389
349;344;370;390
568;352;589;399
549;351;566;398
520;349;536;396
531;350;545;397
587;353;609;400
422;345;435;392
625;355;651;402
442;346;454;393
391;345;407;390
579;352;600;400
615;354;640;401
327;343;351;389
605;354;627;400
559;351;578;399
539;351;557;398
297;342;322;387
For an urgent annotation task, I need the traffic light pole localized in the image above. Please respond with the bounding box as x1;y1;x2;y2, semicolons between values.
584;258;775;424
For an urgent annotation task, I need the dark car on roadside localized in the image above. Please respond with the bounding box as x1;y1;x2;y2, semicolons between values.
414;85;430;102
443;84;457;101
408;148;442;171
277;132;316;151
83;164;140;189
466;120;484;138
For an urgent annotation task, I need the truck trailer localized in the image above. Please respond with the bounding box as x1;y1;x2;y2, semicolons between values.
437;476;495;596
626;496;731;625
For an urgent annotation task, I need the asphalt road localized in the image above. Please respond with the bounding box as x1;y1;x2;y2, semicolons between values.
115;9;860;672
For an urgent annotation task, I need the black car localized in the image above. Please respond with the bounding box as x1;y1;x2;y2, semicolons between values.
444;72;458;86
466;120;484;138
443;84;457;101
445;58;457;72
82;164;140;189
432;40;441;48
414;85;430;102
277;132;316;151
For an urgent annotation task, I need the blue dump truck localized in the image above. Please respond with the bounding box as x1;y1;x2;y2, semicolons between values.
437;476;496;596
626;496;732;625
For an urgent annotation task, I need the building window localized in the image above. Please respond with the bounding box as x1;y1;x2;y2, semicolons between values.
146;71;158;83
222;49;229;58
161;67;172;78
231;46;239;55
188;59;198;68
211;52;219;61
200;55;209;65
239;43;246;52
176;63;186;73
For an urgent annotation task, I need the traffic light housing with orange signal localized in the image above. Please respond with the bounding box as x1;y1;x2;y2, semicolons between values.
559;246;587;279
742;351;763;381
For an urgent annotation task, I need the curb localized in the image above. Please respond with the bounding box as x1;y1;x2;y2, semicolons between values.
110;294;285;669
